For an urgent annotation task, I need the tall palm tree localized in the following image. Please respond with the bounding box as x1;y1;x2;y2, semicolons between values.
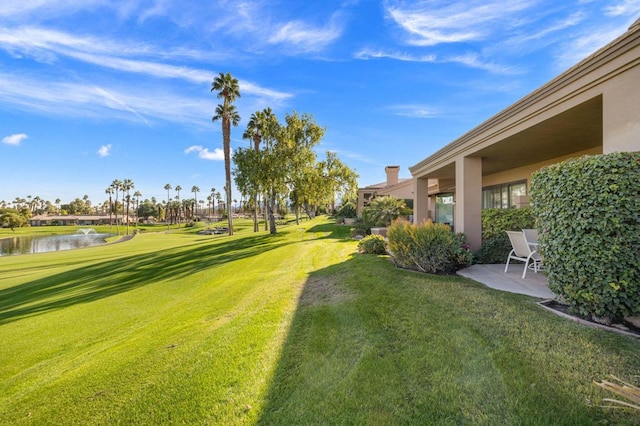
164;183;172;228
175;185;182;226
122;179;134;235
134;190;142;227
191;185;200;220
55;198;61;214
212;72;241;236
104;189;112;226
111;179;123;235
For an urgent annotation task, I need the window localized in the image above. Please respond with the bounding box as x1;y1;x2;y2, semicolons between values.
482;181;527;209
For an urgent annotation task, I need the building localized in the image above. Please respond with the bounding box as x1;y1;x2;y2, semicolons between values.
410;17;640;251
29;214;127;226
356;166;414;217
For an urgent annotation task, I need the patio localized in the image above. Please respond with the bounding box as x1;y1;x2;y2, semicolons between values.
457;263;555;299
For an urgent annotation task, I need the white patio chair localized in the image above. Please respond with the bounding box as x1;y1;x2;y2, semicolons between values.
505;230;543;279
523;228;538;244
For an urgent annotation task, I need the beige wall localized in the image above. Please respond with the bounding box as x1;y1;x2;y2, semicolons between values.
481;146;602;188
602;64;640;153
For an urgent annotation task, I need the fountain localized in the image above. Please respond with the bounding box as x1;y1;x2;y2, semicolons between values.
76;228;97;235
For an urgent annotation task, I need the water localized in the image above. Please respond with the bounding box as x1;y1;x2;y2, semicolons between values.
0;229;115;256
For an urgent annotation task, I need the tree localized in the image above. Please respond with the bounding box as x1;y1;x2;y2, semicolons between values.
133;190;142;226
164;183;172;228
281;112;325;226
212;71;241;236
0;211;27;231
104;189;112;226
122;179;134;235
175;185;182;226
241;108;278;232
55;198;61;214
191;185;200;219
111;179;122;235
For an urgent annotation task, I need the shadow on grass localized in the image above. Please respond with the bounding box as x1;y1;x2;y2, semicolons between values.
257;253;640;424
0;232;289;325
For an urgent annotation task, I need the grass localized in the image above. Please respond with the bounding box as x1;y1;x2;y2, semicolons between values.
1;217;639;424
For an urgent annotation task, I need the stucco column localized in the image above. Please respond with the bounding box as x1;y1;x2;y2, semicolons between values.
414;176;430;224
454;156;482;251
603;65;640;153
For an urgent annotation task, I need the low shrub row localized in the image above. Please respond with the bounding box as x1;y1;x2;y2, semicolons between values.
386;220;471;274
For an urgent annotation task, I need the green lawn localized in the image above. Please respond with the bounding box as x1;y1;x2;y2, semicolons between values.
1;217;639;425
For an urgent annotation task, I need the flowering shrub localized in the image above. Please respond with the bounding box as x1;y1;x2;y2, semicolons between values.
387;219;471;274
357;234;387;254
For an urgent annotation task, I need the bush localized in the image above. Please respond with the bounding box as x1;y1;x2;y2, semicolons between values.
475;208;535;263
357;234;387;254
350;218;370;238
387;220;471;274
336;201;357;219
362;196;406;227
531;152;640;323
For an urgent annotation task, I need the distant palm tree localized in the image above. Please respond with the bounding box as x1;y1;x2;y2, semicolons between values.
212;72;241;236
122;179;134;235
55;198;61;214
164;183;172;228
111;179;123;235
104;189;112;226
191;185;200;219
175;185;182;226
134;190;142;227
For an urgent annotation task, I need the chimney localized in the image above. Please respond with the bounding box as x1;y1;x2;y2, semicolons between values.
385;165;400;187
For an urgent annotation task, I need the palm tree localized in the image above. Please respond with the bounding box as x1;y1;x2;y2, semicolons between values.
111;179;123;235
216;191;222;216
175;185;182;226
242;108;276;232
134;190;142;227
191;185;200;220
212;72;241;236
104;190;112;226
121;179;134;235
164;184;172;227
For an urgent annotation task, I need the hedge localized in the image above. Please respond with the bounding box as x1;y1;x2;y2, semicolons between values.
531;151;640;323
475;208;535;264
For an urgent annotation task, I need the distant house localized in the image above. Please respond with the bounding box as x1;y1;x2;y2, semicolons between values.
410;17;640;251
29;214;125;226
356;166;416;217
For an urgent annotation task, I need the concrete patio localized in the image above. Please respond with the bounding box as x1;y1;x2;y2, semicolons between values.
457;263;555;299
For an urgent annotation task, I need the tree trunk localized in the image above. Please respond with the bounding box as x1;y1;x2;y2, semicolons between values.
269;188;277;234
252;193;259;232
223;117;234;236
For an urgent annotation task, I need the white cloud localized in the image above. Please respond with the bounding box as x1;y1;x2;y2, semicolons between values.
385;0;535;46
0;26;292;101
604;0;640;17
268;16;344;53
354;47;436;62
2;132;27;145
97;144;112;157
388;104;439;118
185;145;225;161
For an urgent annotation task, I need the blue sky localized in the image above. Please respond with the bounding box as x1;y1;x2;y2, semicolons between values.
1;0;638;208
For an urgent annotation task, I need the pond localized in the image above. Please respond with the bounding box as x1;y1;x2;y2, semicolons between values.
0;229;116;256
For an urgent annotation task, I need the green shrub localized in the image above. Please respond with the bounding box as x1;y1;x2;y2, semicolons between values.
387;220;471;274
357;234;387;254
350;218;370;238
531;152;640;323
362;196;406;227
337;201;357;219
475;208;535;263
